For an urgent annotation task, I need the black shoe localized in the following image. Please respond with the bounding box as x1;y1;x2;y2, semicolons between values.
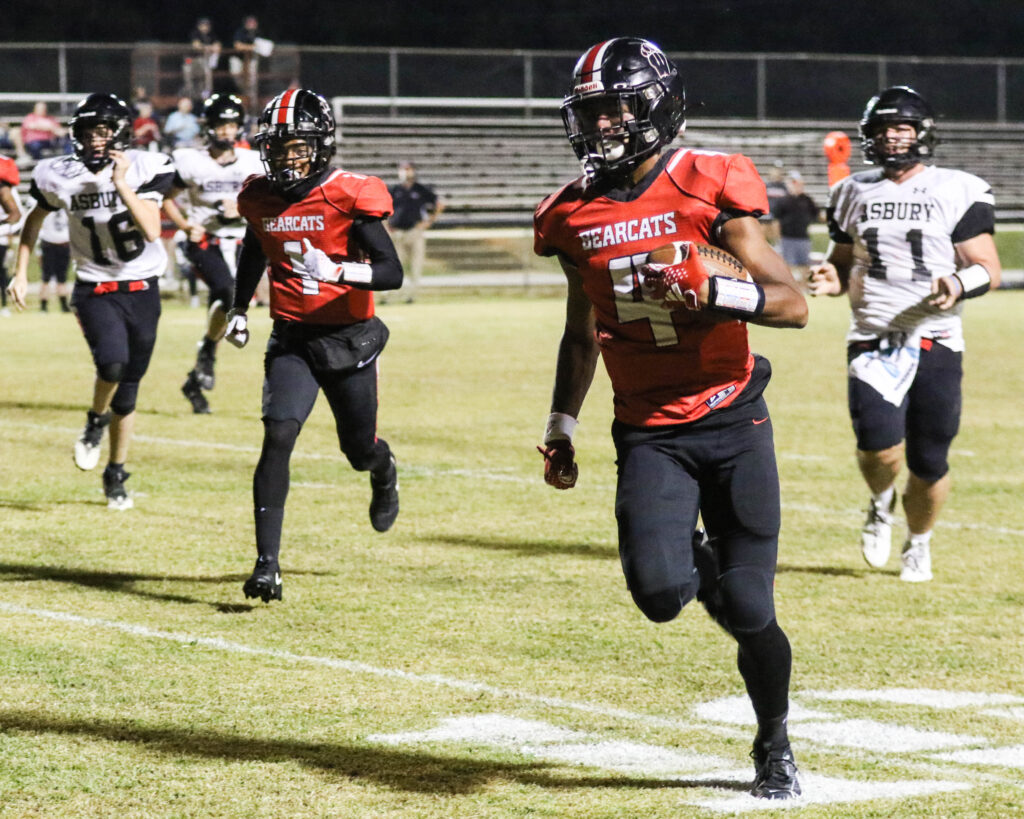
692;529;730;633
182;371;211;414
369;454;399;532
243;557;282;603
102;463;133;510
751;742;801;800
195;342;216;390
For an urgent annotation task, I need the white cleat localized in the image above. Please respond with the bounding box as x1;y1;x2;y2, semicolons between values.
860;495;895;568
900;541;932;582
73;411;111;471
107;494;134;511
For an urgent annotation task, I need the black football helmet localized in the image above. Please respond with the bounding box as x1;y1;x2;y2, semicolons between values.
253;89;336;192
860;86;938;169
562;37;686;181
70;93;133;171
202;93;245;148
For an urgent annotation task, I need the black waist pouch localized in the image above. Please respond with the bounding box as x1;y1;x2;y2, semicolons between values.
302;316;390;374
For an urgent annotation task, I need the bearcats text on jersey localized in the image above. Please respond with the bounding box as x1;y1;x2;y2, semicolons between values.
578;211;678;250
261;214;326;233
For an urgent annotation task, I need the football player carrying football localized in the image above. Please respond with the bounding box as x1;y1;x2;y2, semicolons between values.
534;38;807;799
7;93;175;510
809;87;1001;583
226;89;403;603
163;93;263;414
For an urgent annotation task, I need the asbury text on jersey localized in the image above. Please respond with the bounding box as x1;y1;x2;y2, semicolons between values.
237;168;393;324
827;165;995;349
30;151;174;282
172;146;264;239
534;146;769;427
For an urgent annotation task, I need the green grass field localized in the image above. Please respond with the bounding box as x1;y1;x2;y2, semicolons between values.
1;292;1023;818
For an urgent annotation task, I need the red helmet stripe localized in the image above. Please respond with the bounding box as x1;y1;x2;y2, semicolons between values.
274;89;299;125
579;40;612;84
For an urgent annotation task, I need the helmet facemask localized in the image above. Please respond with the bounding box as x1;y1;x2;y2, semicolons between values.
203;95;245;150
859;86;937;170
256;129;333;193
72;119;130;172
563;89;664;181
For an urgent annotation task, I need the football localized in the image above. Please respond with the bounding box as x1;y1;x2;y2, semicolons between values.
646;241;752;281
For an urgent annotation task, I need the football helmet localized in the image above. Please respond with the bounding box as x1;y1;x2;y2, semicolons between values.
202;93;245;148
253;89;336;192
562;37;686;181
860;86;938;169
70;93;133;171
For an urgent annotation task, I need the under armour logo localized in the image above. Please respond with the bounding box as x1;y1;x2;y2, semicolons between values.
913;187;928;194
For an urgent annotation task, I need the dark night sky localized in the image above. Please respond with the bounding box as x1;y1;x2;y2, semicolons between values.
6;0;1024;57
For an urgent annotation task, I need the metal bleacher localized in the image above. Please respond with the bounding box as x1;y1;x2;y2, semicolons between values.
338;115;1024;229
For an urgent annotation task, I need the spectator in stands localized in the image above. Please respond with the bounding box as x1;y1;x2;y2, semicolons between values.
190;16;222;66
163;97;200;149
20;102;64;160
0;122;15;153
772;170;820;281
232;15;262;54
387;160;443;303
132;102;162;150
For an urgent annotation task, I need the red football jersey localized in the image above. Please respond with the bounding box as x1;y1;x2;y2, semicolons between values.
534;148;769;427
0;155;19;188
238;168;393;324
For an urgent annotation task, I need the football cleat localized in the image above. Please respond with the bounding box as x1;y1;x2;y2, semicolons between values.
900;540;933;582
194;342;217;391
692;529;731;634
243;556;282;602
74;410;111;471
102;463;133;510
751;742;801;800
181;371;211;414
369;453;399;532
860;493;896;568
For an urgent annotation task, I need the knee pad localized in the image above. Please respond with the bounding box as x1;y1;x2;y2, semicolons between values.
342;440;388;473
110;380;139;415
263;418;301;452
906;438;950;483
631;578;697;624
208;284;233;309
719;566;776;635
96;361;126;383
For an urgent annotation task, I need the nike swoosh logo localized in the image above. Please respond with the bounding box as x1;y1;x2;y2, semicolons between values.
357;351;380;369
274;573;282;585
752;417;769;425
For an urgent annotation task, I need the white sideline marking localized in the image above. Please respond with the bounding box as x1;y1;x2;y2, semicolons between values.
5;421;1024;537
805;689;1024;709
695;695;834;724
983;707;1024;721
0;601;694;732
933;744;1024;769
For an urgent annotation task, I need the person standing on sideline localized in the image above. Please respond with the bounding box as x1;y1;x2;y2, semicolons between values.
162;93;263;414
225;89;403;603
772;170;819;281
37;208;72;313
6;93;175;509
163;97;201;149
387;160;443;302
809;86;1001;582
535;38;806;800
0;153;22;316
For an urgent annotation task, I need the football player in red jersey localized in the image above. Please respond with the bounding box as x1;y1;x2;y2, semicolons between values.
0;153;22;316
535;39;807;799
225;89;403;603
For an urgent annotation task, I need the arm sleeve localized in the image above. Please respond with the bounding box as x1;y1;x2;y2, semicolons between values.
29;179;62;212
348;216;403;291
951;201;996;244
232;226;268;310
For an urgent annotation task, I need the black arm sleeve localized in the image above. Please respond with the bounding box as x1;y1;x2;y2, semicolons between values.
348;216;403;291
232;226;268;310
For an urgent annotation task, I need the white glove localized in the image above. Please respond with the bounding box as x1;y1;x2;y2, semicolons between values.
301;238;343;283
224;308;250;349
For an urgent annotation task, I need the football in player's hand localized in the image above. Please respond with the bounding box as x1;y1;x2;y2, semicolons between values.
646;241;751;281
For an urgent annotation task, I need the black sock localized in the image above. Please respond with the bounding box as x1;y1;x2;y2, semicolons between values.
40;299;48;312
735;619;792;736
59;296;70;312
199;336;217;357
254;506;285;563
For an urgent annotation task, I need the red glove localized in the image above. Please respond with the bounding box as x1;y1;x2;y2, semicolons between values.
641;247;709;310
537;440;578;489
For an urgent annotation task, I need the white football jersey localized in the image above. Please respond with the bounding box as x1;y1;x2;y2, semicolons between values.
38;207;69;244
827;165;995;351
172;146;263;239
30;151;174;283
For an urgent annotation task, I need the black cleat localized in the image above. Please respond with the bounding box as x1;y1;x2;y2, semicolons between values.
102;463;133;510
74;409;111;471
692;529;730;633
182;371;211;414
243;557;282;603
751;742;801;800
369;454;399;532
